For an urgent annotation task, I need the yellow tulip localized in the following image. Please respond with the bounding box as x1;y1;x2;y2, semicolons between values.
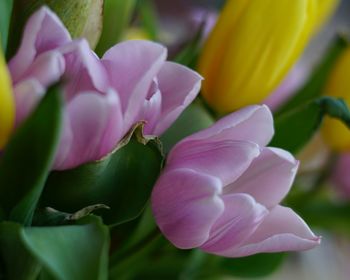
0;47;14;149
123;27;150;41
322;48;350;151
198;0;338;113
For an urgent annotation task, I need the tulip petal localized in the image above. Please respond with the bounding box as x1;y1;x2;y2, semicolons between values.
167;140;260;186
53;90;123;170
20;51;65;88
102;40;167;130
217;206;320;257
201;193;267;254
152;168;224;249
142;85;162;135
224;147;299;208
59;40;108;100
13;79;45;125
151;62;202;135
9;7;71;82
180;105;274;146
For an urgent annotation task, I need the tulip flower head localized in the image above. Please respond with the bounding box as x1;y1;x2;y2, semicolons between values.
152;105;320;257
0;47;14;149
8;7;202;170
198;0;338;113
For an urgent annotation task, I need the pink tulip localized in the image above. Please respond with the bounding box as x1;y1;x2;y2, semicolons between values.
332;154;350;199
152;105;320;257
8;7;201;170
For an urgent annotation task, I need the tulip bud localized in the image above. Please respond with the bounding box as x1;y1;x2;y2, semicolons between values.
12;0;103;49
322;48;350;151
198;0;338;113
152;105;320;257
0;47;14;148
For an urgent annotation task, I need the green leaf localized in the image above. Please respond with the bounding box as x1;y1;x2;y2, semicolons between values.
0;84;63;225
96;0;136;56
0;222;41;280
220;253;285;278
0;216;109;280
0;0;13;51
270;96;350;154
33;204;110;226
173;23;205;67
295;199;350;235
161;102;214;153
26;216;109;280
276;35;348;115
137;0;159;41
41;123;163;226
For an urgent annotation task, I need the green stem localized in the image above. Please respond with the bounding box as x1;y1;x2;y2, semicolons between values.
109;228;162;278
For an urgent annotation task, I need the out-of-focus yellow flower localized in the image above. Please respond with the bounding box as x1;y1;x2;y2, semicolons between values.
315;0;339;31
0;47;14;149
198;0;339;113
322;48;350;151
123;27;150;41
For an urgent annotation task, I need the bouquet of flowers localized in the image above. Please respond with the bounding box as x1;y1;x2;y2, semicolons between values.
0;0;350;279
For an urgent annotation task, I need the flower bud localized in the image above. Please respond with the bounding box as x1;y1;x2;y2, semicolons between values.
198;0;338;113
0;47;14;148
152;105;320;257
322;48;350;151
15;0;103;49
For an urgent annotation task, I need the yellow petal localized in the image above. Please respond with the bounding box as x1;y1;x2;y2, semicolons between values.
198;0;337;113
314;0;339;31
123;27;150;41
0;47;14;149
322;48;350;151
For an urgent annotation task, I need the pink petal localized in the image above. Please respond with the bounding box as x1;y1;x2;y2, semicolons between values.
151;168;224;249
53;90;123;170
151;62;202;135
13;79;45;126
142;85;162;135
9;6;71;82
167;140;260;186
218;206;320;257
200;193;268;254
59;40;109;100
224;147;299;208
178;105;274;147
19;50;65;87
102;40;167;131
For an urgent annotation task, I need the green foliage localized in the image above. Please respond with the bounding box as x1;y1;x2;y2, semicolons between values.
270;97;350;153
0;0;13;51
220;253;285;278
137;0;159;41
42;123;163;226
33;204;110;226
96;0;137;56
276;35;348;115
0;216;109;280
173;22;205;67
0;84;63;225
161;102;214;153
